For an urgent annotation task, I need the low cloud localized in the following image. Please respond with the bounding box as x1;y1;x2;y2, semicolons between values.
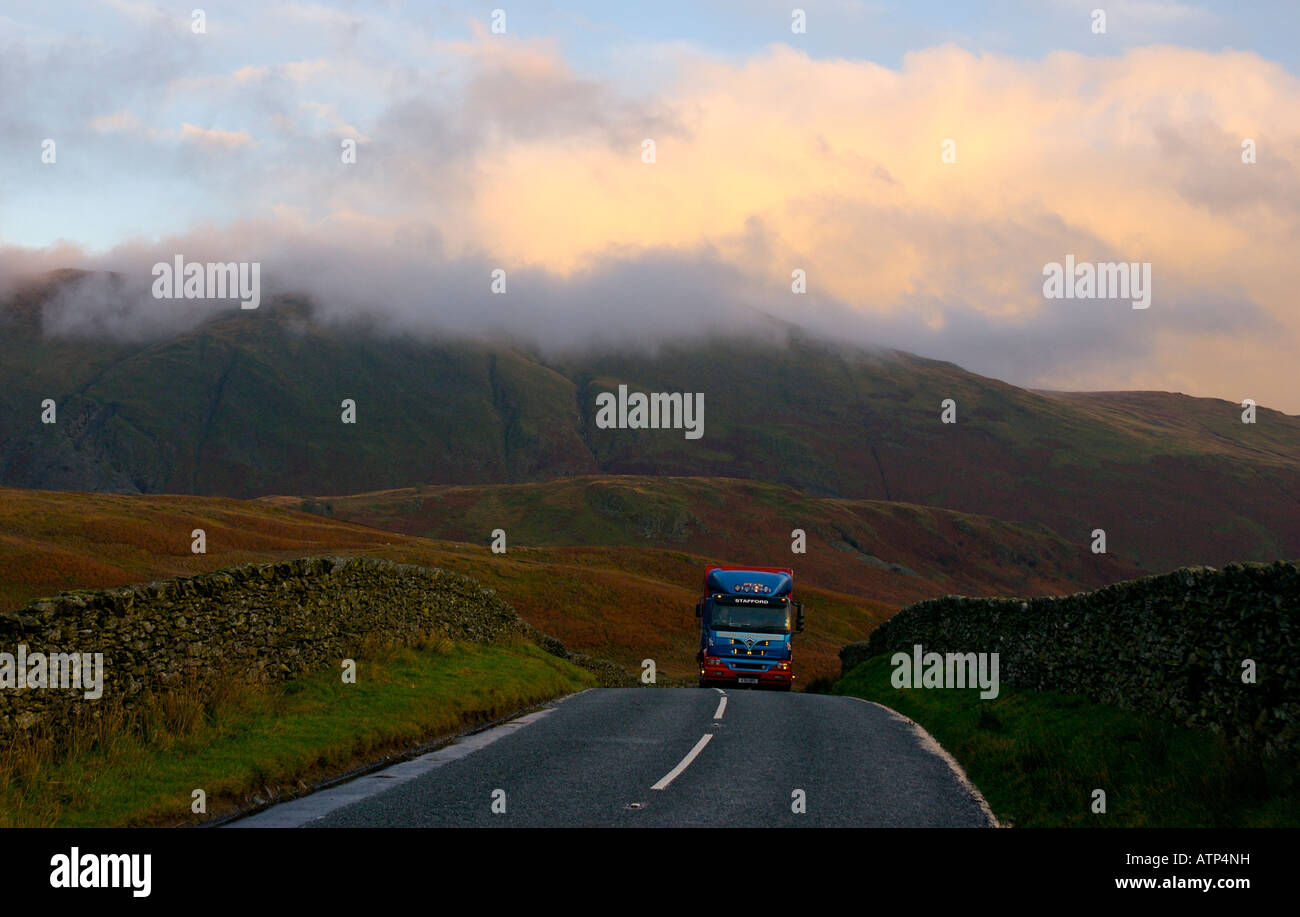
1;18;1298;411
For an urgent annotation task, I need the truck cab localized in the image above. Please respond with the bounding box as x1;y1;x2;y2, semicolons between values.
696;565;804;690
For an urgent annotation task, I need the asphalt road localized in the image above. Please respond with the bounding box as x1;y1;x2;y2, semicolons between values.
236;688;996;828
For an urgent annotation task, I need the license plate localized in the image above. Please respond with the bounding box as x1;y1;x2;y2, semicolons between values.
738;677;758;684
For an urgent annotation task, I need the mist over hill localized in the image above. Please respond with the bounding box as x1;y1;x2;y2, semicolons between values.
3;271;1298;574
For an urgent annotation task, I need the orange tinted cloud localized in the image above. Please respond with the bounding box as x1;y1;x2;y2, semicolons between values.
459;42;1298;408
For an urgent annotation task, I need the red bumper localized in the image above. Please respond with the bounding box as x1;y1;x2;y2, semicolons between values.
700;657;793;686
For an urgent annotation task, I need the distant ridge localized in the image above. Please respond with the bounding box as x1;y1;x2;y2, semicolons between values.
3;270;1299;573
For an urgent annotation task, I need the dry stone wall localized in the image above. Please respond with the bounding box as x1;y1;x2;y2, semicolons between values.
0;556;625;738
840;562;1298;753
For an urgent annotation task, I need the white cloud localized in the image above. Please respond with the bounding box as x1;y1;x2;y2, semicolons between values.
178;123;254;148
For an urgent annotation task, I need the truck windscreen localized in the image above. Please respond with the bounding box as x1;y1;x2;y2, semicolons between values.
708;601;791;634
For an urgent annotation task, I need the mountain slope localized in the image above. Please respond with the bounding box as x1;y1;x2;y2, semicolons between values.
0;485;887;682
4;271;1298;572
261;475;1143;606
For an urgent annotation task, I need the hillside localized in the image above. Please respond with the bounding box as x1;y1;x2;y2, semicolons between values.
4;270;1299;573
261;475;1143;606
0;486;891;682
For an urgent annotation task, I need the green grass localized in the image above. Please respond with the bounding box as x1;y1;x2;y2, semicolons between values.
0;639;595;827
832;654;1300;827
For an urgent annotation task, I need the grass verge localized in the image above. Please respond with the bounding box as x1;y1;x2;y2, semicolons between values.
0;638;595;827
832;654;1300;827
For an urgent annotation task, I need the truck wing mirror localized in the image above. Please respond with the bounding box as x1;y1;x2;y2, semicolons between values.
695;600;703;618
795;602;805;633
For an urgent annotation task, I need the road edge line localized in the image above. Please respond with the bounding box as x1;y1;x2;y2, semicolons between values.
843;696;1001;828
223;688;595;828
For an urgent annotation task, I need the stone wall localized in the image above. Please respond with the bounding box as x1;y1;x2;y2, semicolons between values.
0;556;627;738
840;562;1298;753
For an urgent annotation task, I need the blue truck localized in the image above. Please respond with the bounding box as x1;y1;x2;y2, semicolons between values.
696;565;804;690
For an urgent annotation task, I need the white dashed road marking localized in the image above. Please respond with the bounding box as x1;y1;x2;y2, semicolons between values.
651;734;713;791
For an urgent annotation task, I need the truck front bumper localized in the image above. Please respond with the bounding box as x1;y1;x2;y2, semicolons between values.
699;657;793;688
